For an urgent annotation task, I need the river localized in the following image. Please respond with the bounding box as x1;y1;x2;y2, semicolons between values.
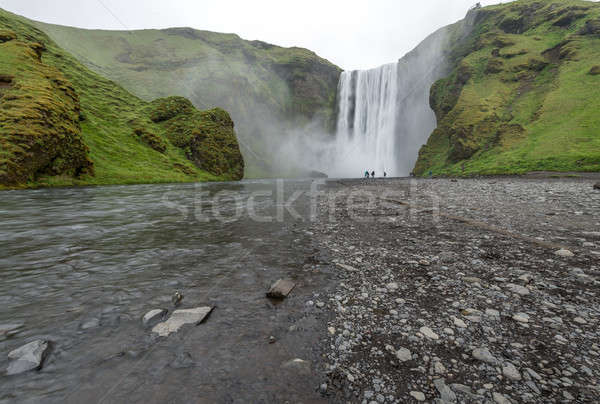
0;180;334;403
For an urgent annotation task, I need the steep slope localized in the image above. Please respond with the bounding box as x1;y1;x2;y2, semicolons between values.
0;9;243;188
32;22;342;177
415;0;600;176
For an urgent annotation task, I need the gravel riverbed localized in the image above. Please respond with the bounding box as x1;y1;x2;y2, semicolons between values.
309;177;600;403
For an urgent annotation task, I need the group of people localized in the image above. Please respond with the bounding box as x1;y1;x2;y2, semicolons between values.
364;170;387;178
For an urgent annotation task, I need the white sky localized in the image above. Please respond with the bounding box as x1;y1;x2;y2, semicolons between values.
1;0;515;70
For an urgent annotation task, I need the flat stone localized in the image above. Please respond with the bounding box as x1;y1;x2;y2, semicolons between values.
386;282;399;291
336;263;358;272
266;279;296;299
512;313;530;323
152;307;213;337
473;347;497;364
419;326;439;340
463;276;481;283
396;347;412;362
506;283;530;296
0;323;24;341
7;340;49;375
410;391;425;401
142;309;168;326
485;309;500;317
492;392;511;404
434;361;447;374
502;362;522;380
454;318;467;328
433;378;456;402
555;249;574;257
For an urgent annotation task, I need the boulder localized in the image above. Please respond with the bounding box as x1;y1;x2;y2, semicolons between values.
266;279;296;299
142;309;168;327
7;340;49;375
594;182;600;190
152;307;213;337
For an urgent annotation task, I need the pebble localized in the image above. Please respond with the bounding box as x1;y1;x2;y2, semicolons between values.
410;391;425;401
512;313;530;323
473;347;498;364
502;362;522;380
554;249;574;257
419;326;439;340
396;347;412;362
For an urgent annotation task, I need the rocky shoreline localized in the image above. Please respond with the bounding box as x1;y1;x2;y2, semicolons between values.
310;178;599;403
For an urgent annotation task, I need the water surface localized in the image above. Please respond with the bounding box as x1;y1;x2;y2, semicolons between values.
0;180;332;403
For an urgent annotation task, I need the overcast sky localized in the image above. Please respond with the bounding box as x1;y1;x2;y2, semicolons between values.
1;0;515;70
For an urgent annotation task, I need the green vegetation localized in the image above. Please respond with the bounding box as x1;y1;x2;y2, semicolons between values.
415;0;600;176
0;9;243;189
32;23;342;176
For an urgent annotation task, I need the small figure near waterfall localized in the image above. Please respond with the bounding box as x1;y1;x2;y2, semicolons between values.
384;172;387;178
371;171;375;178
364;170;370;178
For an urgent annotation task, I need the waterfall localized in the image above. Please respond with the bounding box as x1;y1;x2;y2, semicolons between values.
334;63;400;177
329;59;439;178
326;20;473;178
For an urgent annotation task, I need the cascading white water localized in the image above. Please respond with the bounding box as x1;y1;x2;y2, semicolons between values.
333;63;400;177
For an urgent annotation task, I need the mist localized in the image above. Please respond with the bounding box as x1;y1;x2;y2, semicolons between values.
269;9;479;179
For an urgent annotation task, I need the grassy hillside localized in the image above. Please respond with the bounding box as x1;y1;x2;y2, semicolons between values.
32;22;342;177
414;0;600;176
0;9;243;189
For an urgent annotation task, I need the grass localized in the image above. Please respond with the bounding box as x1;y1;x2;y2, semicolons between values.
0;9;243;189
414;0;600;176
30;20;342;177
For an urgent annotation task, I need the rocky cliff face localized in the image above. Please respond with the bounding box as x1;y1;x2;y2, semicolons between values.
32;23;342;177
0;9;244;188
415;0;600;176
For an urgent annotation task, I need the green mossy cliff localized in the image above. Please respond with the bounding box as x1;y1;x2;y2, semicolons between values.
31;23;342;177
0;9;244;188
415;0;600;176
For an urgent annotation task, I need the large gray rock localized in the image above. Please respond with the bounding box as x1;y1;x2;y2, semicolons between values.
266;279;296;299
152;307;213;337
7;340;49;375
142;309;168;327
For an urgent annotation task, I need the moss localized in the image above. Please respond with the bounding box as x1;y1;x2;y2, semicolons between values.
148;98;244;180
485;59;504;73
0;8;244;188
132;127;167;153
0;32;92;185
0;29;16;42
414;0;600;177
